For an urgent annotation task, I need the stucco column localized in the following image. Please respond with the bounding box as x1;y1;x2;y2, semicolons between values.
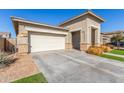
100;34;103;45
80;28;90;51
95;28;101;46
79;19;92;51
65;32;72;50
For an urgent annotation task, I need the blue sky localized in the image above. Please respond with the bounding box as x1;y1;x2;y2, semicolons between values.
0;9;124;37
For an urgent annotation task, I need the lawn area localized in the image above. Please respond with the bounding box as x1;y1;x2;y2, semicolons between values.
12;73;48;83
110;49;124;55
100;54;124;62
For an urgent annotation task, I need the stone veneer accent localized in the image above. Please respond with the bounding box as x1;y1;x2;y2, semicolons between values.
17;27;29;53
80;43;91;51
18;44;28;53
94;43;100;47
65;43;72;50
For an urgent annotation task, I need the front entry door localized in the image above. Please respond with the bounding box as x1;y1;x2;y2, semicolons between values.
72;31;80;50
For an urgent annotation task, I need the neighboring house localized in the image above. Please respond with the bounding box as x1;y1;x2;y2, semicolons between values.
11;10;104;53
101;30;124;44
0;32;11;38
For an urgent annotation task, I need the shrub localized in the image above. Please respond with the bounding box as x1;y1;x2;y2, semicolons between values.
0;53;16;68
87;45;112;56
100;45;112;52
87;46;103;55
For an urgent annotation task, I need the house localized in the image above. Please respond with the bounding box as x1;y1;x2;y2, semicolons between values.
101;30;124;44
0;32;11;38
11;10;104;53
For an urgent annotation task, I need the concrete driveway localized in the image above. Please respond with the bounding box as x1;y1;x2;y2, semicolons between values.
31;50;124;83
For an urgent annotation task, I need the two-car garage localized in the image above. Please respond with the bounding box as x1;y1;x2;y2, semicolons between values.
29;32;66;52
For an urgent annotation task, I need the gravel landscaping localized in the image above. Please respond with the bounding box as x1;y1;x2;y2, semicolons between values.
0;53;39;83
0;53;16;69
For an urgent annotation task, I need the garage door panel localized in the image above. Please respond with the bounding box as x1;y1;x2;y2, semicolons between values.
30;33;65;52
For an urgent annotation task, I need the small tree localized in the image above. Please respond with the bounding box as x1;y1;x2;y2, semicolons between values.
111;32;124;49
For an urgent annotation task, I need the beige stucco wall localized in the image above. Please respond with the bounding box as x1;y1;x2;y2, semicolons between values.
60;17;87;49
60;15;102;50
86;16;101;46
16;14;102;53
25;25;68;35
17;23;68;53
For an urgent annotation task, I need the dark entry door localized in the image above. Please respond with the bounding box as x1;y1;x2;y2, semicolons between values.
72;31;80;50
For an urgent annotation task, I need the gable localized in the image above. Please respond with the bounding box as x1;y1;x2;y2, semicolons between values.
59;11;104;27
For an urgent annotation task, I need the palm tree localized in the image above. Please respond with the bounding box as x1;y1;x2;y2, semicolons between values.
111;32;124;49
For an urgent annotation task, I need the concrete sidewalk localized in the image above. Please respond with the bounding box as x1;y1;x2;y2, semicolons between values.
104;52;124;58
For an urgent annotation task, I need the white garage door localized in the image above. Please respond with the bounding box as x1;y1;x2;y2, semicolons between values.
30;33;65;52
